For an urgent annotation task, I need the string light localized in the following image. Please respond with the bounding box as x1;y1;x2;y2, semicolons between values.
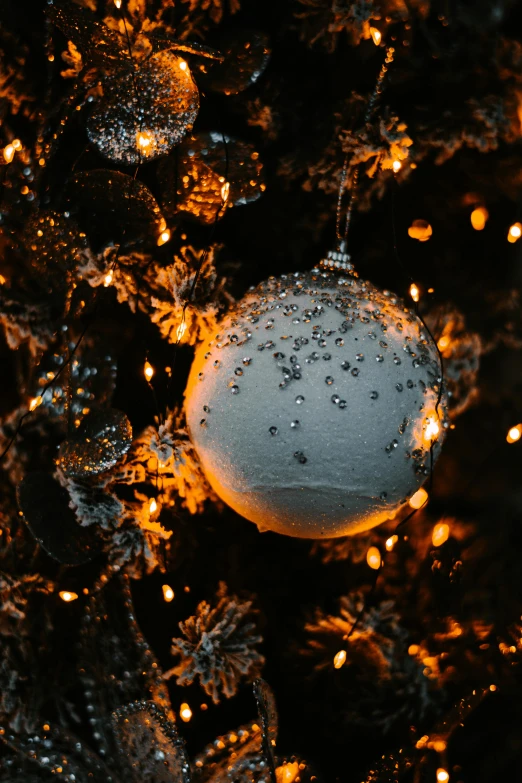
392;160;402;173
29;396;43;411
179;60;188;71
424;415;440;442
3;144;15;163
470;206;488;230
180;703;192;722
506;424;522;443
366;546;382;570
136;130;154;156
157;229;171;246
162;584;175;602
114;0;122;7
409;282;420;303
432;522;450;547
409;487;428;509
176;321;187;341
507;222;522;243
385;534;398;551
149;497;157;514
333;650;347;669
103;269;113;287
437;334;450;352
221;180;230;204
408;219;433;242
275;762;300;783
436;770;449;783
59;591;78;602
144;361;154;381
370;27;382;45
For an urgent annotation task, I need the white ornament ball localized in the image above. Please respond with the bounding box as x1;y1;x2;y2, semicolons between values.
185;269;447;538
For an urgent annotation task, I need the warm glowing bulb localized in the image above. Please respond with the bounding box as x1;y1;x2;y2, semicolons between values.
144;361;154;382
179;60;188;71
333;650;347;669
29;395;43;412
437;334;450;352
508;222;522;243
392;160;402;173
366;546;382;570
275;761;300;783
59;591;78;602
370;27;382;45
436;770;449;783
386;534;398;552
176;321;187;341
432;522;450;547
470;206;488;231
506;424;522;444
114;0;122;7
149;497;157;514
162;584;175;602
424;415;440;442
409;283;420;303
408;219;433;242
11;138;22;151
157;229;171;246
136;130;154;156
104;269;113;287
409;487;428;509
3;144;15;163
180;703;192;722
221;180;230;204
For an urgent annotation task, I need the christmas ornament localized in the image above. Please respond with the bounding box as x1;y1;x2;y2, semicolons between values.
17;472;100;564
69;169;167;247
196;29;271;95
87;49;199;166
56;408;132;478
185;268;447;538
158;132;265;224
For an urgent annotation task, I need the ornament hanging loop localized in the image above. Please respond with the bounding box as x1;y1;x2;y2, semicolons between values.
320;46;395;275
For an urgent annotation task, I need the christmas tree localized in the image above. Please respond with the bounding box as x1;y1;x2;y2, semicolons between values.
1;1;522;781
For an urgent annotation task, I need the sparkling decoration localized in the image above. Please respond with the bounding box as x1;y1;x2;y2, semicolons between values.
24;211;88;284
17;471;100;564
69;169;166;247
56;408;132;477
196;29;271;95
87;49;199;165
185;269;447;538
158;131;265;224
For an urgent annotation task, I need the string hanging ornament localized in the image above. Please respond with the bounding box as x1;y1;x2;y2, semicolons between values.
184;47;448;539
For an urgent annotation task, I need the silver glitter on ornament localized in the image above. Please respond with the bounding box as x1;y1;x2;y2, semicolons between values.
56;409;132;478
87;50;199;166
185;269;447;539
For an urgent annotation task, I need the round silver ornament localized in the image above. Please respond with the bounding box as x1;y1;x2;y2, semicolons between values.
185;269;447;538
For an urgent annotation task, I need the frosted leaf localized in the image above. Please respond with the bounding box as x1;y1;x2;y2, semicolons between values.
112;701;190;783
165;581;264;704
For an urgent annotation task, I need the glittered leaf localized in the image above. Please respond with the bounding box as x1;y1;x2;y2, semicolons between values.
56;408;132;478
78;575;172;760
87;50;199;165
195;30;270;95
112;701;190;783
68;169;166;247
158;132;264;224
46;0;128;67
17;472;100;565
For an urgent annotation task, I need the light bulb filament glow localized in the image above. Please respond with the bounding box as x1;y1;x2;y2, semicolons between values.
409;487;428;509
366;546;382;570
180;703;192;722
59;591;78;602
507;424;522;444
409;283;420;303
333;650;347;669
144;361;154;382
162;584;175;602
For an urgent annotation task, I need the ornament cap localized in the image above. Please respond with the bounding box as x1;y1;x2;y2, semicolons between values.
319;242;358;276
